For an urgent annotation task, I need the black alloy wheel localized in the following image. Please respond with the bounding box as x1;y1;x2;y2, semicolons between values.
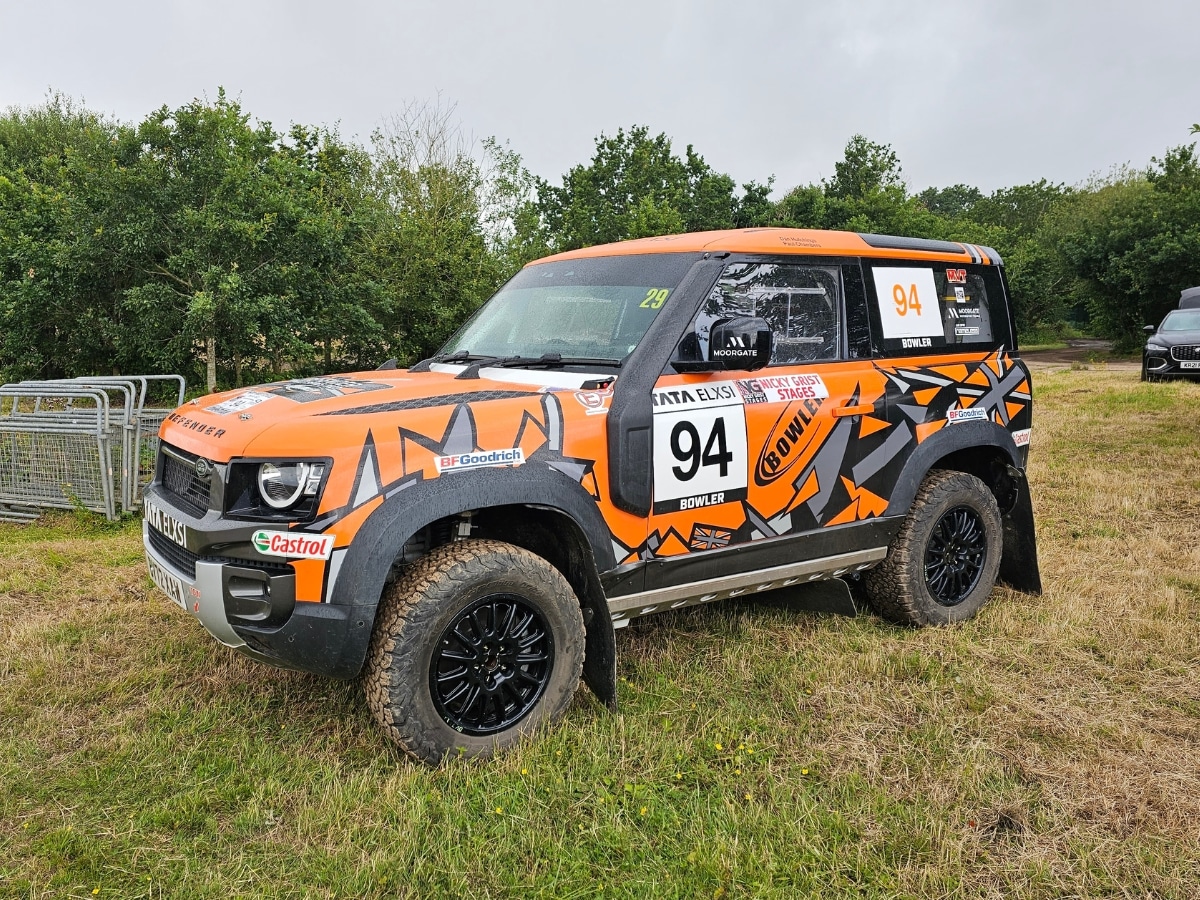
861;469;1003;626
923;505;987;606
363;539;585;763
430;593;554;736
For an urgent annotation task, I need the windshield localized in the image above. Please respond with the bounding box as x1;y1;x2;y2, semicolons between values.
441;253;701;363
1161;310;1200;331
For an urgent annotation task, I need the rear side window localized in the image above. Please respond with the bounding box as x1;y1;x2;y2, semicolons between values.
675;262;843;366
864;262;1011;355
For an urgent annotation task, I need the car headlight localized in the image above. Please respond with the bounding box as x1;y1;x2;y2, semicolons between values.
258;462;325;509
224;457;331;521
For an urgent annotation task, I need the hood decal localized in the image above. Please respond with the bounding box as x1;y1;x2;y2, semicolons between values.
262;376;391;403
352;433;383;508
319;390;533;416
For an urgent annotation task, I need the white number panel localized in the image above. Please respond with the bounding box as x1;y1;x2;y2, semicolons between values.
651;383;748;515
872;267;943;339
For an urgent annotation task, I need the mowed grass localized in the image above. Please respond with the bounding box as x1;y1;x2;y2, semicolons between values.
2;366;1199;899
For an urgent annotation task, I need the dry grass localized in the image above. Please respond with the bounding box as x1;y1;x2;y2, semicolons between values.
1;365;1198;898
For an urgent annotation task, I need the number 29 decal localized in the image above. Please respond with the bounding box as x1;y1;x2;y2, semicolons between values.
651;385;748;515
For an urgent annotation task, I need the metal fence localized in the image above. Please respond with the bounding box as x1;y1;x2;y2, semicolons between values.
0;375;185;522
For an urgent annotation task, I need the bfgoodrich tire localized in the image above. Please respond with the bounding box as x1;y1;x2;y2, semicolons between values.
362;539;585;764
863;469;1002;626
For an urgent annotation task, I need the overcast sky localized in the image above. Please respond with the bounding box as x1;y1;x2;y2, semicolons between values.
3;0;1197;196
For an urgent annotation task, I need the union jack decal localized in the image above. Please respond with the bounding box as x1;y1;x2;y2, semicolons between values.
689;524;732;551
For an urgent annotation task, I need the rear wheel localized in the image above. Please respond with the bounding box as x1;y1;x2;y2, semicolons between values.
362;539;585;763
863;469;1002;626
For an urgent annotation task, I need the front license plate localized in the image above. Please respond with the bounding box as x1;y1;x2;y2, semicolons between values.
144;496;188;547
147;555;187;610
1180;360;1200;369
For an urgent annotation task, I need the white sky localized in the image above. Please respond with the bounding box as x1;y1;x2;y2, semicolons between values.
2;0;1197;195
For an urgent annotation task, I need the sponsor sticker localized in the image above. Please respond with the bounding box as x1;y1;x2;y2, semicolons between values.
947;407;988;424
735;373;828;405
435;447;526;473
652;382;743;412
946;269;968;284
144;497;187;547
954;324;981;337
1012;428;1031;447
252;530;335;560
754;395;823;486
574;391;609;415
208;390;275;416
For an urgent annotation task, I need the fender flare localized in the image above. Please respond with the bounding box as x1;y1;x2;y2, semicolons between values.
885;421;1021;517
328;464;620;699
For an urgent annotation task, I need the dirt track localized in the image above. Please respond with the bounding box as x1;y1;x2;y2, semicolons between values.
1022;339;1139;372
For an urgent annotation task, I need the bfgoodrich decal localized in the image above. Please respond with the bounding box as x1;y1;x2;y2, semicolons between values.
947;407;988;424
435;448;526;473
252;530;335;560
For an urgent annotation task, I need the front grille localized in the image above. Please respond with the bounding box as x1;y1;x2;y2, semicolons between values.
161;444;212;516
148;525;292;581
148;524;199;578
1171;345;1200;361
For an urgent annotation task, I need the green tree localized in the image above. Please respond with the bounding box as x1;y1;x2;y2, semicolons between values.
362;100;518;363
1049;146;1200;347
917;184;983;219
534;126;764;251
0;94;142;380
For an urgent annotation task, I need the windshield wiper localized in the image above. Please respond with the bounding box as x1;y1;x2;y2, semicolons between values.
408;350;471;373
456;353;623;380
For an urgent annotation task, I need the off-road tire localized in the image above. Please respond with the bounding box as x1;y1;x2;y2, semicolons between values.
863;469;1002;626
362;539;585;764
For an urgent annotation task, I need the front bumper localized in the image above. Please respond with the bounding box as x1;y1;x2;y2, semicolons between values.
1144;350;1200;378
142;486;376;679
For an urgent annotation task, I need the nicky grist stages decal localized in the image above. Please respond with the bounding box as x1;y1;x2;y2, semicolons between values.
651;383;748;515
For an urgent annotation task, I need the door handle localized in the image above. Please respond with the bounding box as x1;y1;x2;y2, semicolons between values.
832;403;873;418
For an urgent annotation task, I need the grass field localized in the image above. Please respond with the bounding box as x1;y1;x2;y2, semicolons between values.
2;365;1198;899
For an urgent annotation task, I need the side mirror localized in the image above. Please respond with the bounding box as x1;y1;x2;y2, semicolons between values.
1143;325;1156;334
708;316;772;371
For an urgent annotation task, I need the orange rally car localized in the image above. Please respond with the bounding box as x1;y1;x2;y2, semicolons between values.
143;228;1041;762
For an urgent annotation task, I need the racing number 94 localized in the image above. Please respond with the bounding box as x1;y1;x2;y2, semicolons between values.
670;418;733;481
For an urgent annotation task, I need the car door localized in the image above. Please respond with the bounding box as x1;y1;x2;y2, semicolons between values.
644;258;889;566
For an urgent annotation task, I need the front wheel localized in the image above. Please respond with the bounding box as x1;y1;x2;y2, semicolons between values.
863;469;1003;626
362;539;585;763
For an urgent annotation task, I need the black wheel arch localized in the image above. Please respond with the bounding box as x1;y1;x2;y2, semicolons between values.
886;421;1041;595
329;464;619;705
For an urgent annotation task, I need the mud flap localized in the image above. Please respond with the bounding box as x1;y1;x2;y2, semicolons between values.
579;583;618;710
998;469;1042;594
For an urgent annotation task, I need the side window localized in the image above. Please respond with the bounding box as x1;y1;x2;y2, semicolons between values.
674;262;843;366
865;262;1011;355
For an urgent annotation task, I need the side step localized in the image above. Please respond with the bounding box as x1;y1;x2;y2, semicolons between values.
607;547;886;626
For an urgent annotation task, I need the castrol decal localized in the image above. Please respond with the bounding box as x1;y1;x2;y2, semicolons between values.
252;530;335;560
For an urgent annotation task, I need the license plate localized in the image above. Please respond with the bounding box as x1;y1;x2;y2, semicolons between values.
147;554;187;609
144;496;188;547
1180;361;1200;369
